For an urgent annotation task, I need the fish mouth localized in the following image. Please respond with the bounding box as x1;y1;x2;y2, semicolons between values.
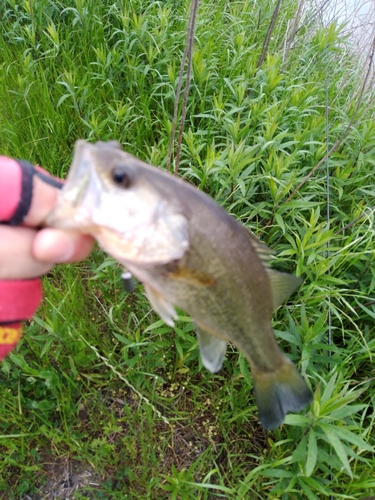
46;141;104;230
46;203;97;232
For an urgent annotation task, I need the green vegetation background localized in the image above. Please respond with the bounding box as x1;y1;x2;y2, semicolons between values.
1;0;375;498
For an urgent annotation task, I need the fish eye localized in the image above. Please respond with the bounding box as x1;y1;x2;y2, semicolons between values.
111;166;131;188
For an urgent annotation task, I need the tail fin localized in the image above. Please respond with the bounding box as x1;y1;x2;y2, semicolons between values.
252;358;313;430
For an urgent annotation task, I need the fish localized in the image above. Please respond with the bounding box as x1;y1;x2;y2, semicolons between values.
47;140;313;430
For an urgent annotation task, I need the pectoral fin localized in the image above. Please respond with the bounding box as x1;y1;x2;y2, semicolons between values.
144;284;178;327
196;324;227;373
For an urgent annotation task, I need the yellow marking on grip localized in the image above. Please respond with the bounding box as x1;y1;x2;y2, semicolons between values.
0;326;21;345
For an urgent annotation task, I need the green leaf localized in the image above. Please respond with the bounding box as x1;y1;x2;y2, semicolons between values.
144;319;172;332
283;414;311;427
306;429;318;477
321;425;352;477
298;477;320;500
302;476;332;496
274;212;286;234
322;423;374;452
261;468;294;478
292;436;307;463
321;371;338;403
239;354;252;386
330;404;367;420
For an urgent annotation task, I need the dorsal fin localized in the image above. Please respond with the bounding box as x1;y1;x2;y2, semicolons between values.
248;233;275;265
243;228;302;310
243;228;275;267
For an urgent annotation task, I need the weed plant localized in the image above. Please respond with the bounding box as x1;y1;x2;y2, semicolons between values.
1;0;375;498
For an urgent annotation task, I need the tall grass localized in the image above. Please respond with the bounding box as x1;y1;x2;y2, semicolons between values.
1;0;375;498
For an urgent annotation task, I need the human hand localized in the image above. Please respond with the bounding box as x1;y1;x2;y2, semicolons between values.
0;159;94;279
0;156;94;360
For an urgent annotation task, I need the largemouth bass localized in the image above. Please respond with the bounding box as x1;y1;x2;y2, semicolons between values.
47;140;312;430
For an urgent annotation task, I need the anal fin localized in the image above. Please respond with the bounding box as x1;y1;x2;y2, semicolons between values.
196;324;227;373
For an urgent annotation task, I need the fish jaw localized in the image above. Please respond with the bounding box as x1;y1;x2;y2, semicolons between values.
46;142;107;231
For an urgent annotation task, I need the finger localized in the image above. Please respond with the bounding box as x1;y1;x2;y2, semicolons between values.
23;173;59;227
0;226;53;279
33;228;94;263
